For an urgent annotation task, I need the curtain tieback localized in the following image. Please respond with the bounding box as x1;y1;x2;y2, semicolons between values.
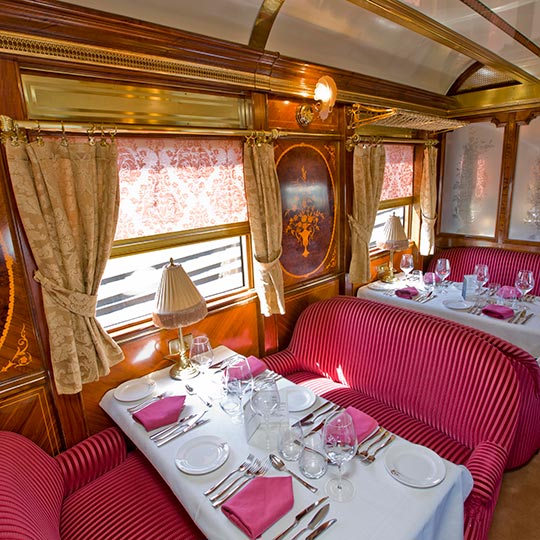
34;271;97;317
255;249;282;271
421;214;437;226
347;214;371;242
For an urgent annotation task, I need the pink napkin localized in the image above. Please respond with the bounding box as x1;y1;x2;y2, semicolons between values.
222;476;294;539
482;304;515;320
497;285;519;299
227;355;268;380
395;286;418;299
132;395;186;431
346;406;378;442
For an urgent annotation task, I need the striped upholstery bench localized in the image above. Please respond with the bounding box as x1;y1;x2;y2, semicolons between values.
263;296;525;540
426;246;540;295
0;427;205;540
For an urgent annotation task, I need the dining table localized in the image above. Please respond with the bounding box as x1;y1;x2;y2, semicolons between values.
100;345;473;540
356;279;540;358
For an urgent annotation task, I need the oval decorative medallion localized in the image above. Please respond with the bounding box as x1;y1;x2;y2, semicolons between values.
277;144;335;278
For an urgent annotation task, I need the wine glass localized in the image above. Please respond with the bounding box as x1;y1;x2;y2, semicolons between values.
189;335;214;375
474;264;489;304
222;356;253;423
322;410;358;502
435;258;451;293
515;270;534;305
251;377;281;449
400;254;414;284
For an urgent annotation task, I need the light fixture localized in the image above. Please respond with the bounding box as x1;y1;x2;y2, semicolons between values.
376;213;409;282
296;75;337;127
152;258;208;380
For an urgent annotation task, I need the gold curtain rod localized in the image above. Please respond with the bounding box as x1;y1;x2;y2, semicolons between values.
0;116;341;141
346;134;438;151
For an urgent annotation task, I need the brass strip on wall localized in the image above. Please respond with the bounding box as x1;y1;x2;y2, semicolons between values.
249;0;286;50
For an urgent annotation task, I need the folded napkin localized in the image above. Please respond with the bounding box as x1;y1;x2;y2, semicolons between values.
222;476;293;539
227;355;268;380
345;406;378;442
481;304;515;320
395;286;419;299
133;395;186;431
497;285;519;299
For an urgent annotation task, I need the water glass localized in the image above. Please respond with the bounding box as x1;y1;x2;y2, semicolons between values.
189;335;214;374
400;254;414;282
278;421;304;461
299;431;328;479
435;258;451;292
515;270;534;304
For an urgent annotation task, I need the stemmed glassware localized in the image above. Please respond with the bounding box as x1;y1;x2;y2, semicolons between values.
474;264;489;304
400;254;414;284
322;410;358;502
251;377;281;449
220;356;253;424
515;270;535;305
435;258;451;293
189;335;214;375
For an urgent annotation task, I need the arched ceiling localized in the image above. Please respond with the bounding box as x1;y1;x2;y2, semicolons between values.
59;0;540;97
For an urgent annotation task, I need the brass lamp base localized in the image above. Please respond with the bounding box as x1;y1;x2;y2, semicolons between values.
169;350;199;380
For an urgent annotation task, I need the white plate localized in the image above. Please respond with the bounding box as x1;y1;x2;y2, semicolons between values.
384;443;446;488
113;378;156;402
367;281;396;292
175;436;229;475
443;299;474;311
282;386;316;412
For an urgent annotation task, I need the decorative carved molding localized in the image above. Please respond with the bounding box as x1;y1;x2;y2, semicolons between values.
1;324;32;373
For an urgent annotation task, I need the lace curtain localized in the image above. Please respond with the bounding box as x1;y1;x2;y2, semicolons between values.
4;138;124;394
419;144;438;256
348;144;386;284
243;140;285;316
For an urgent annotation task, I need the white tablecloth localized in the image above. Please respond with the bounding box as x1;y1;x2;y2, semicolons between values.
100;345;473;540
357;281;540;357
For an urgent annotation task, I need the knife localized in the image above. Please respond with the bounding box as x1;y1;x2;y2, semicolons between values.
298;402;333;425
155;418;209;447
153;410;207;442
305;518;337;540
520;312;534;324
290;504;330;540
272;497;329;540
149;412;199;441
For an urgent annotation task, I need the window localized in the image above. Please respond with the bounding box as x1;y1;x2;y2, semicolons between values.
97;137;250;330
370;144;414;249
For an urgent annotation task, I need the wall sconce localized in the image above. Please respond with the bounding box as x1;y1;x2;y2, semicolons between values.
296;75;337;127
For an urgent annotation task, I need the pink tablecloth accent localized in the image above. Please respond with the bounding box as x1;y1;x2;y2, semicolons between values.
133;395;186;431
345;406;378;442
395;286;419;299
482;304;515;320
222;476;294;539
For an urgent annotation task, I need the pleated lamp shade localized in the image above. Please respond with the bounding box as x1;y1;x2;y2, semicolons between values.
152;258;207;329
377;213;409;251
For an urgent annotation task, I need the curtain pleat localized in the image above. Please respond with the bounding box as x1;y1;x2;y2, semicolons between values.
420;145;438;256
348;145;386;284
5;140;124;394
243;142;285;316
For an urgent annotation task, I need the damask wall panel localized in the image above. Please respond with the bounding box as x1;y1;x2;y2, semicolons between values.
508;117;540;242
440;122;504;237
275;141;338;285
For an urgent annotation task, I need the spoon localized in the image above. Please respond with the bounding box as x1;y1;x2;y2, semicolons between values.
269;454;318;493
289;503;330;540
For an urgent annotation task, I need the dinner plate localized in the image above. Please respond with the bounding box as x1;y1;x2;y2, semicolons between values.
384;443;446;488
113;378;156;402
443;299;474;311
367;281;396;292
175;436;229;475
282;386;316;412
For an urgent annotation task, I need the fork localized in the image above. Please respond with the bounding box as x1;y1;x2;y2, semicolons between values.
127;392;167;413
360;434;396;463
185;384;212;407
208;458;262;503
203;453;255;496
357;430;389;459
301;404;340;426
211;459;270;507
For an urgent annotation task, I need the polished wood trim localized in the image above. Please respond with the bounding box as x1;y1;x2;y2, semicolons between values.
249;0;286;50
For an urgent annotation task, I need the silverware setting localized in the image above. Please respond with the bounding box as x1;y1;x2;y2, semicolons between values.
127;392;168;413
520;312;534;324
359;434;396;463
155;417;209;447
272;497;329;540
149;410;205;441
305;518;338;540
289;503;330;540
300;404;340;426
184;384;213;407
298;402;334;425
269;453;318;493
357;428;394;462
508;308;527;324
203;453;256;496
210;458;270;507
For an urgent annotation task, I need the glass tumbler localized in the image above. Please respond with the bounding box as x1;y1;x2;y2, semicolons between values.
299;431;328;479
278;421;304;461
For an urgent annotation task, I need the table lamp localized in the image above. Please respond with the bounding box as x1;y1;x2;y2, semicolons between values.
376;213;409;282
152;258;208;380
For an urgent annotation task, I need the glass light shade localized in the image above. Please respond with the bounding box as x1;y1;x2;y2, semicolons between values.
314;75;337;120
376;213;409;251
152;258;207;329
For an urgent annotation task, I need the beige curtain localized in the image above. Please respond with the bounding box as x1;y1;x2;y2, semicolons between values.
243;141;285;316
4;139;124;394
419;144;438;256
348;144;386;284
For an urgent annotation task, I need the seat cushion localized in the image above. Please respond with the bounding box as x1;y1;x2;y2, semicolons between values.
287;372;472;466
60;450;204;540
0;431;64;540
